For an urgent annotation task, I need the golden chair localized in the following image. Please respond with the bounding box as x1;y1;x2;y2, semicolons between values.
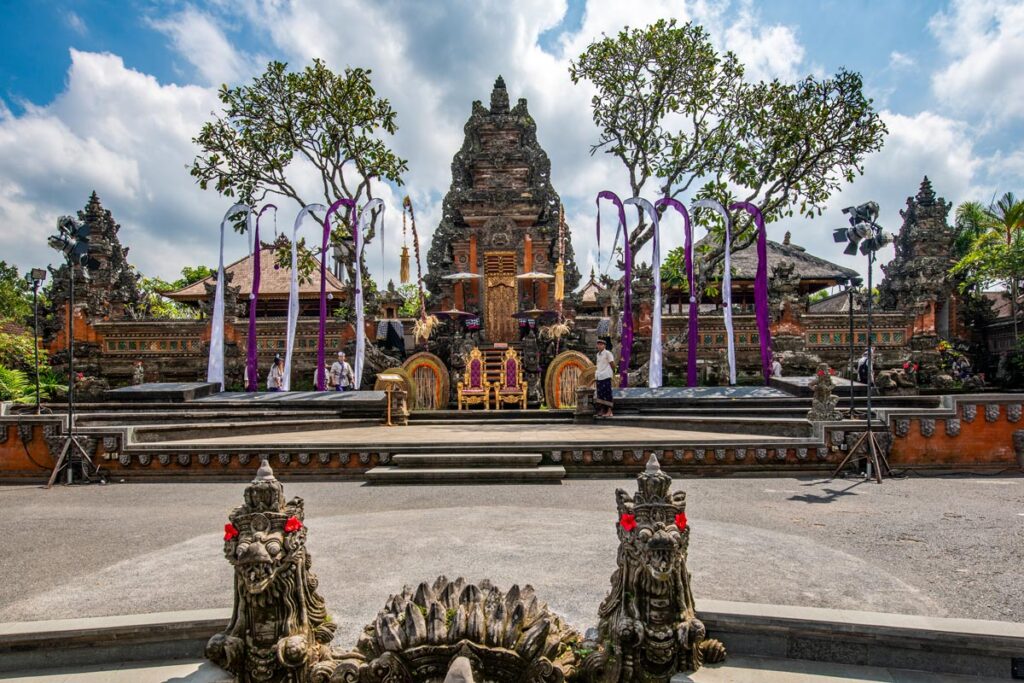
457;348;490;410
494;348;528;409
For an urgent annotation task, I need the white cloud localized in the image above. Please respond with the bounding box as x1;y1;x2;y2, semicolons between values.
888;51;915;70
928;0;1024;123
149;6;261;87
65;11;87;35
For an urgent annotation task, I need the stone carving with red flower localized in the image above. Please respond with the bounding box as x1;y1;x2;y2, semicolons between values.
581;455;725;683
807;362;841;422
206;457;339;683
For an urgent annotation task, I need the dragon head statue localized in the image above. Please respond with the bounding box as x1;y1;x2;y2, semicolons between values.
583;455;725;683
206;458;338;682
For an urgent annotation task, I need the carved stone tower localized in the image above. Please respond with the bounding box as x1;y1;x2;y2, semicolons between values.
426;76;580;343
878;177;957;345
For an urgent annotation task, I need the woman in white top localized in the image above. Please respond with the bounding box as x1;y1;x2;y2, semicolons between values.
267;355;285;391
594;338;616;417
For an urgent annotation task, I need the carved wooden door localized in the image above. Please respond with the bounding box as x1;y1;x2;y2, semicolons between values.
484;251;517;343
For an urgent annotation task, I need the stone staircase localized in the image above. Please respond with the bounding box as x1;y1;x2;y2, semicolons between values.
365;451;565;484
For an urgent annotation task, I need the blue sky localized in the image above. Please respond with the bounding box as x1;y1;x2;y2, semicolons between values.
1;0;1022;287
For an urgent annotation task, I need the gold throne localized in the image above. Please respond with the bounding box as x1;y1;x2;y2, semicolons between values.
457;348;491;410
494;348;528;409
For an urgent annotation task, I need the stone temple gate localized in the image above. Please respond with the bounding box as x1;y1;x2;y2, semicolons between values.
426;76;581;342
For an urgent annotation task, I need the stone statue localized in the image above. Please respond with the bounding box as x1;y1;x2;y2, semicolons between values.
582;455;725;682
206;458;339;682
350;576;582;683
807;363;841;421
132;361;145;386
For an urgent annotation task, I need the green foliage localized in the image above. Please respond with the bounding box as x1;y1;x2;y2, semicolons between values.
397;283;424;317
0;261;33;324
570;19;886;280
0;330;43;373
191;60;407;282
0;366;31;402
808;289;830;304
175;266;216;288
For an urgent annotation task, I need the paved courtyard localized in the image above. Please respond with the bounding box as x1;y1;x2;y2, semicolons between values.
0;474;1021;649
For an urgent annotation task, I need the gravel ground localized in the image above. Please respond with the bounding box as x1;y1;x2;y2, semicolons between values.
0;473;1021;645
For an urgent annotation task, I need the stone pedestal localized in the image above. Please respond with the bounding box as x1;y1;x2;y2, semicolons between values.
574;386;595;422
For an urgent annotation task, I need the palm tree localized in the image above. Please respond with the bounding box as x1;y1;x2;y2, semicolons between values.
952;195;1024;343
987;193;1024;341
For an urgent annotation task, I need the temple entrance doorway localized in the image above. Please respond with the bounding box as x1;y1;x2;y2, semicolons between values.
484;251;517;343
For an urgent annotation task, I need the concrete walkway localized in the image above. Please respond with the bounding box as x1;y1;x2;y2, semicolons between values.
0;656;1008;682
166;422;789;446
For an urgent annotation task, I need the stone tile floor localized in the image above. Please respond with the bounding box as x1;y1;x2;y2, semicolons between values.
0;656;1008;682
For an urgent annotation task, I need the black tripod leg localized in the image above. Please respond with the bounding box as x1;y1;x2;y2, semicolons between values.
830;430;868;479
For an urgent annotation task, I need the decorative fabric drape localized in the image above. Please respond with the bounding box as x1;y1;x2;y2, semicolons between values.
596;190;633;387
284;204;327;391
693;200;736;384
731;201;773;383
654;198;696;386
246;204;276;391
318;199;357;391
208;203;251;392
353;198;384;390
625;197;662;388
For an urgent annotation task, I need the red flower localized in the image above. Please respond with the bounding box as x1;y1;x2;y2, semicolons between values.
829;368;836;375
675;512;688;530
284;516;303;533
223;523;239;541
816;369;825;376
619;513;637;532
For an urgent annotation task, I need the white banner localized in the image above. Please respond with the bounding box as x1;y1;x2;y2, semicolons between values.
208;204;251;391
284;204;327;391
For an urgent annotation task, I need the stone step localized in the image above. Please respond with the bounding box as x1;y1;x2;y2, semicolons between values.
391;452;542;468
365;465;565;484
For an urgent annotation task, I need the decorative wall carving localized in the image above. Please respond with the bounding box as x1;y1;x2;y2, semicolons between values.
895;419;910;437
985;404;1000;422
920;419;935;438
962;404;976;423
945;418;961;437
1008;404;1022;423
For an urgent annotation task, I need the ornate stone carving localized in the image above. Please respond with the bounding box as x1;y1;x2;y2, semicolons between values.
353;576;582;683
158;453;171;466
119;453;131;467
920;419;935;438
199;453;211;466
207;459;337;682
103;436;119;452
945;418;961;437
797;448;808;461
318;452;331;465
774;449;786;461
279;453;291;466
755;448;768;462
219;453;231;466
693;448;705;463
612;450;623;463
138;453;151;466
239;453;251;466
572;449;583;463
1008;404;1022;423
714;449;726;462
359;452;371;465
985;404;1000;422
815;448;827;461
298;453;310;466
18;424;33;443
582;456;725;681
734;449;746;462
631;450;643;462
178;453;191;467
673;449;684;462
895;419;910;437
962;404;977;423
550;450;562;463
806;364;841;422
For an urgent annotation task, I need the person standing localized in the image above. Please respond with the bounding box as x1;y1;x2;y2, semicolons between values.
771;355;783;378
857;349;871;384
267;355;285;391
330;351;355;392
594;338;616;418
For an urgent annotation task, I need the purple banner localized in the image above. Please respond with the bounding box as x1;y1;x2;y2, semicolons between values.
596;191;632;387
730;201;772;384
655;198;697;387
320;198;356;391
246;204;276;391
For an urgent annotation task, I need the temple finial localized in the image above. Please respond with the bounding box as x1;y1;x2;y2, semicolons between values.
646;453;661;473
255;456;275;482
490;75;509;113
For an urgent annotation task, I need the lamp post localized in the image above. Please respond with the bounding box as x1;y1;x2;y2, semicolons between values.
45;216;101;487
26;268;47;414
831;202;893;483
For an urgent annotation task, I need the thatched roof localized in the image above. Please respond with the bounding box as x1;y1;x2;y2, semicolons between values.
694;235;859;284
163;246;347;302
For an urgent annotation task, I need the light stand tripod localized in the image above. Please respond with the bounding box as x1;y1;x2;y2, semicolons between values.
45;218;101;488
830;204;893;483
